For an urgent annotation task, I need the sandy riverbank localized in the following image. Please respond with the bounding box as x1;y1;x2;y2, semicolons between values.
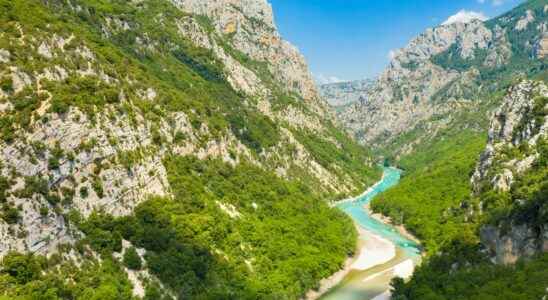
352;227;395;270
303;225;396;300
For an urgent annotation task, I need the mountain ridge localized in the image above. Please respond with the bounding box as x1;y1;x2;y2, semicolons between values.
0;1;379;298
333;0;547;158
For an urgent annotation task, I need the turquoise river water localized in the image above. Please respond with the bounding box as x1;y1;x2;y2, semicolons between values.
320;167;422;300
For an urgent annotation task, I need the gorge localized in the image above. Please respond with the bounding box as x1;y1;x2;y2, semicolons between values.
0;0;547;300
319;167;421;300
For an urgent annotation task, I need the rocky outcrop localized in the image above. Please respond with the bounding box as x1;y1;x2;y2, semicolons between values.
472;80;548;265
534;34;548;58
472;81;548;193
480;224;547;265
318;79;375;108
515;9;535;31
171;0;322;108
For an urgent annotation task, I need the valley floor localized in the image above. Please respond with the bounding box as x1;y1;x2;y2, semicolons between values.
304;226;396;300
308;167;422;300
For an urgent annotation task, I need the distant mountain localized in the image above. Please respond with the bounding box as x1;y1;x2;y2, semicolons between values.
318;79;375;108
338;0;547;157
367;2;548;298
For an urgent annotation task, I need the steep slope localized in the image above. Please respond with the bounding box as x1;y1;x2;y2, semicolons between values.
338;0;547;157
390;80;548;300
474;81;548;265
318;79;375;110
0;0;379;299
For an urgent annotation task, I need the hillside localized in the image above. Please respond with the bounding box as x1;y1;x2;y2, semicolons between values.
337;0;547;158
358;1;548;298
356;0;548;253
391;80;548;300
318;79;375;110
0;0;380;299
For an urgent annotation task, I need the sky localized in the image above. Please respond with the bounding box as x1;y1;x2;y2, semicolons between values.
269;0;525;83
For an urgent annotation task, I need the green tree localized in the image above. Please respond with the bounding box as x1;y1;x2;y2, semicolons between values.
123;247;142;270
0;252;42;284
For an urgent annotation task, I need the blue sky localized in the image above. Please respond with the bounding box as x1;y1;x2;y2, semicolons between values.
269;0;524;83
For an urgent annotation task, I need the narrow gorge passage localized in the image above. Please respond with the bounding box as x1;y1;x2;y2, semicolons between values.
321;167;422;300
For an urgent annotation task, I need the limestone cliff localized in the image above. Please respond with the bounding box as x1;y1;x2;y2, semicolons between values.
172;0;322;109
471;81;548;265
318;79;375;109
0;0;378;261
335;0;547;155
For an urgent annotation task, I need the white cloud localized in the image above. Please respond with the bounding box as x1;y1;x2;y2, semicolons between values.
314;73;345;85
442;10;488;25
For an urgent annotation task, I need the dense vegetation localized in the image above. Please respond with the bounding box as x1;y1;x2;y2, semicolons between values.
1;156;358;299
372;130;485;252
0;0;377;299
392;249;548;300
370;91;495;252
71;156;357;299
0;251;135;300
391;141;548;299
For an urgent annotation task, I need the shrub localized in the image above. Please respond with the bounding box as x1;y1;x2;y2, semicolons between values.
50;98;70;114
18;176;49;198
0;252;43;284
0;76;13;93
92;178;104;198
123;247;142;270
0;176;8;202
48;157;60;170
39;206;49;217
1;204;19;224
80;186;89;199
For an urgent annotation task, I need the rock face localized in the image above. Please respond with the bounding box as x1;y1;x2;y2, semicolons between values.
318;79;375;108
480;224;548;265
472;81;548;193
338;20;490;144
172;0;321;107
0;0;376;258
472;81;548;265
334;1;547;153
535;34;548;58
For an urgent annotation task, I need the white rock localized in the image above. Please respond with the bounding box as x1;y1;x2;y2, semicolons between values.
515;10;535;31
0;49;10;63
216;201;241;218
38;42;53;59
10;68;32;93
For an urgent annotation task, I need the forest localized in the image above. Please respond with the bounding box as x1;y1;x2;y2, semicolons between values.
371;130;486;253
0;0;374;298
384;90;548;299
1;156;358;299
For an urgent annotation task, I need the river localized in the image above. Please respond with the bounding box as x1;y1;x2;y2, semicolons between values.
320;167;422;300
